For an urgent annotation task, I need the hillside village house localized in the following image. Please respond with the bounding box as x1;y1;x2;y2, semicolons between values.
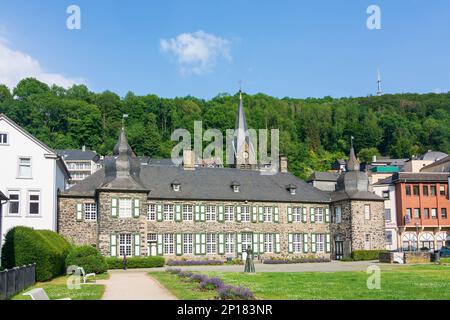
58;94;386;260
0;114;70;247
56;148;102;188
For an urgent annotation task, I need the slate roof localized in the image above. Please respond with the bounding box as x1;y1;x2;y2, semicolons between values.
415;151;448;161
331;190;384;202
391;172;450;183
0;191;8;201
420;155;450;173
307;172;340;182
56;149;100;162
61;165;331;203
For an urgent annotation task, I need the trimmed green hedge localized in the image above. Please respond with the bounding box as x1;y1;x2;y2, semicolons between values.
65;246;108;274
1;227;71;281
351;250;389;261
105;256;165;269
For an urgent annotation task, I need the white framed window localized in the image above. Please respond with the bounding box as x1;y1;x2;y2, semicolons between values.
172;184;180;192
225;234;235;254
28;191;40;215
206;234;217;254
206;205;217;222
293;234;302;253
385;209;391;221
364;204;371;220
386;231;393;245
119;234;132;257
316;234;325;253
264;234;274;253
183;204;193;221
148;204;156;221
163;204;174;221
18;157;32;178
183;234;193;254
163;234;174;255
7;190;20;215
335;206;342;223
84;203;97;220
119;198;132;218
224;206;234;222
293;207;302;222
233;185;240;193
240;206;250;222
241;233;252;252
263;206;273;222
315;207;324;223
431;208;437;219
0;133;8;144
147;233;157;242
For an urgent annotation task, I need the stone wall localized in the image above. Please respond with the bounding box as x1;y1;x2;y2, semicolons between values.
350;200;385;251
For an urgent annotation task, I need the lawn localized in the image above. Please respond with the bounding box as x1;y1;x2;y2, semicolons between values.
440;257;450;264
11;273;108;300
151;265;450;300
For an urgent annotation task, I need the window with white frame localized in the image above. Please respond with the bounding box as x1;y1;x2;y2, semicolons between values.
316;234;325;253
225;234;235;254
163;204;174;221
183;234;193;254
385;231;393;245
364;204;371;220
263;206;273;222
0;133;8;144
147;233;157;243
206;205;217;222
148;204;156;221
264;234;274;253
293;207;302;222
28;191;40;215
224;206;234;222
335;206;342;223
119;234;132;257
84;203;97;220
206;234;217;254
385;208;391;221
293;234;302;253
183;204;193;221
18;157;32;178
8;191;19;215
163;234;174;255
315;207;324;223
240;206;250;222
119;199;132;218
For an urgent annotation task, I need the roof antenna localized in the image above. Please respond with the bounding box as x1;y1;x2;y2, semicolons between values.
377;68;382;96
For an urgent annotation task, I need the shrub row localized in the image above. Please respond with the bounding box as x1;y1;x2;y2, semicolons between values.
105;256;165;269
65;245;108;274
263;257;331;264
166;259;223;266
351;250;389;261
1;227;71;281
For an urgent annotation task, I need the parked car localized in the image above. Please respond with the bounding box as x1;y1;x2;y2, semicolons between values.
439;246;450;257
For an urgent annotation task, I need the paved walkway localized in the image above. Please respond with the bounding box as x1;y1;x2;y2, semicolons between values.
97;270;177;300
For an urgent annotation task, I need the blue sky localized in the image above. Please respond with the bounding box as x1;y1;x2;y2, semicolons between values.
0;0;449;99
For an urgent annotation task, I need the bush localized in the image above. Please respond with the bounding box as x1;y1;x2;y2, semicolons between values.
351;250;389;261
1;226;71;281
199;277;224;290
263;256;331;264
65;246;107;274
105;256;165;269
218;285;255;300
166;259;223;266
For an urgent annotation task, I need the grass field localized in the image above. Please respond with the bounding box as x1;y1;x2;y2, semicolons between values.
11;273;108;300
151;264;450;300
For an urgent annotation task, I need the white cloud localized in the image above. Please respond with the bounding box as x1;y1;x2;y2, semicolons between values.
160;30;231;75
0;37;84;90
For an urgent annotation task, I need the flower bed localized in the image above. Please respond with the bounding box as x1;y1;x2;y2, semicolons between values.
166;259;224;266
263;257;331;264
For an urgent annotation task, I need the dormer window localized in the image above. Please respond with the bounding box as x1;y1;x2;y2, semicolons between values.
286;184;297;195
171;180;181;192
231;181;240;193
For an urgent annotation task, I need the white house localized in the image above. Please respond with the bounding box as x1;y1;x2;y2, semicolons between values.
0;114;69;248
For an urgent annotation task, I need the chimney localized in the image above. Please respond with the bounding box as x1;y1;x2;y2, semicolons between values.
279;155;288;173
372;155;377;163
82;145;86;152
183;150;195;171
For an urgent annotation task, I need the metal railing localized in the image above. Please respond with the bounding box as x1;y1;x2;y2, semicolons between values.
0;264;36;300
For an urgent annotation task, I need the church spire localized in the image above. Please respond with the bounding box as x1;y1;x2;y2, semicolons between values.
347;136;360;171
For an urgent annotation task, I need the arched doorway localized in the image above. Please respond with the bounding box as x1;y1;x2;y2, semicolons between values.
402;233;417;251
419;233;435;251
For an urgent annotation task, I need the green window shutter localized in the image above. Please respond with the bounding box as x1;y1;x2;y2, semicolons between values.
287;206;293;223
302;207;307;223
288;234;293;253
157;204;163;222
237;234;242;254
325;208;330;223
175;204;182;222
195;234;201;255
259;206;264;222
275;234;281;253
274;206;279;223
134;233;141;256
251;207;258;223
310;207;315;223
311;234;317;253
259;233;264;253
176;234;183;256
110;234;117;257
218;205;224;222
236;206;241;222
218;234;225;255
253;233;259;254
76;203;83;221
194;205;200;222
133;198;140;218
111;197;118;217
303;234;309;253
200;205;206;222
326;234;331;253
157;234;163;255
201;233;206;255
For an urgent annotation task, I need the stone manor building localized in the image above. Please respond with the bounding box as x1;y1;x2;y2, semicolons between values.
58;93;385;260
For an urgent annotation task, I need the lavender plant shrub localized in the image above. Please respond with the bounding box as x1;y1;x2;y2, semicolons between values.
199;277;224;290
178;271;194;278
189;274;209;283
263;257;331;264
218;285;255;300
166;268;182;274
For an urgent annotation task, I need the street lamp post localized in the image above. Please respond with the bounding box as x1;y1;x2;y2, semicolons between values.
415;223;420;252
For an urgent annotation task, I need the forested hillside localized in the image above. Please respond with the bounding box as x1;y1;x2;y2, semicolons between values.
1;78;449;180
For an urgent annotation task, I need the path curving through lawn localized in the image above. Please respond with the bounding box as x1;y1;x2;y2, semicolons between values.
97;270;177;300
